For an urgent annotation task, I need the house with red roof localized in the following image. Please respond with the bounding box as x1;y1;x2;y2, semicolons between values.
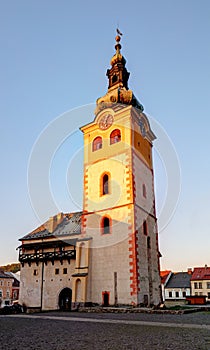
160;270;172;301
191;265;210;301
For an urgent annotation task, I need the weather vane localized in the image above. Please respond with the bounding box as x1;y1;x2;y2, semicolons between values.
116;28;123;36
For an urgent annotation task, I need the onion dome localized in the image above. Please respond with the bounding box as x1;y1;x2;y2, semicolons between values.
106;34;130;90
110;35;126;66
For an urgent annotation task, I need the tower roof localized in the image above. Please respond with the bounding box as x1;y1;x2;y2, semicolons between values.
95;31;144;115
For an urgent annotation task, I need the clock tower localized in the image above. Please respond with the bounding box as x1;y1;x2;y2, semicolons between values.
80;34;161;306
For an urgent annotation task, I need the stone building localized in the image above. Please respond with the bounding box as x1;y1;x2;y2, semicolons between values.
18;34;162;311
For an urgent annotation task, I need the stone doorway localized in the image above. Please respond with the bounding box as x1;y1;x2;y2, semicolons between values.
102;291;110;306
58;288;72;311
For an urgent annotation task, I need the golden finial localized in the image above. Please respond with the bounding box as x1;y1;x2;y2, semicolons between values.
116;28;123;45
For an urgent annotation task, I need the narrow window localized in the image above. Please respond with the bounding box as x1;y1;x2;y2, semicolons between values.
147;236;151;249
183;291;186;297
143;184;147;198
33;269;38;276
102;291;110;306
75;279;82;302
199;282;202;289
101;173;110;195
143;220;147;235
194;282;198;289
92;136;102;152
175;291;179;298
55;268;59;275
207;282;210;289
6;291;10;298
110;129;121;145
63;268;67;274
0;290;2;298
101;217;110;234
169;291;172;298
208;292;210;299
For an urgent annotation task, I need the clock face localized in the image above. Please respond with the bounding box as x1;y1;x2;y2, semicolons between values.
99;114;114;130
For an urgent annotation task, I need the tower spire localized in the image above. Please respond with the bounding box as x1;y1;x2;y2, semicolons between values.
107;33;129;90
95;32;144;114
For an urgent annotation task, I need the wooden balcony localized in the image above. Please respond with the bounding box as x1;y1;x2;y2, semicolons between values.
19;249;76;266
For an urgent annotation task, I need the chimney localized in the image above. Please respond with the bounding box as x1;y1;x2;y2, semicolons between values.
205;264;208;269
47;215;57;233
57;212;64;225
45;213;64;233
187;268;192;275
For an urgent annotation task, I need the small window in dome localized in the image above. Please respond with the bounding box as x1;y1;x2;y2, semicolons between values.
112;75;118;84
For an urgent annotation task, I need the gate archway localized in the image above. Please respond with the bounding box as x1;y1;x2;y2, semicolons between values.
58;288;72;311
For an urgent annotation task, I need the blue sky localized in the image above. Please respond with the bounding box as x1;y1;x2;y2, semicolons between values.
0;0;210;270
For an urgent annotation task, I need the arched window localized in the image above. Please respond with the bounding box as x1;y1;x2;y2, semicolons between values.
92;136;102;151
112;75;118;84
102;291;110;306
110;129;121;145
143;220;147;235
75;279;82;302
101;173;109;195
143;184;147;198
101;216;111;234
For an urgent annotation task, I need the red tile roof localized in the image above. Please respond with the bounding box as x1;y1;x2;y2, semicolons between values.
191;267;210;281
160;270;171;284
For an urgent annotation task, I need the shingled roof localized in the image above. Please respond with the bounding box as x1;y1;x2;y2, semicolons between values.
191;266;210;281
20;212;82;240
0;270;13;279
165;272;191;289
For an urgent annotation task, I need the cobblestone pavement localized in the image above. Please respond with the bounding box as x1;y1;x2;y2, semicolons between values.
0;311;210;350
